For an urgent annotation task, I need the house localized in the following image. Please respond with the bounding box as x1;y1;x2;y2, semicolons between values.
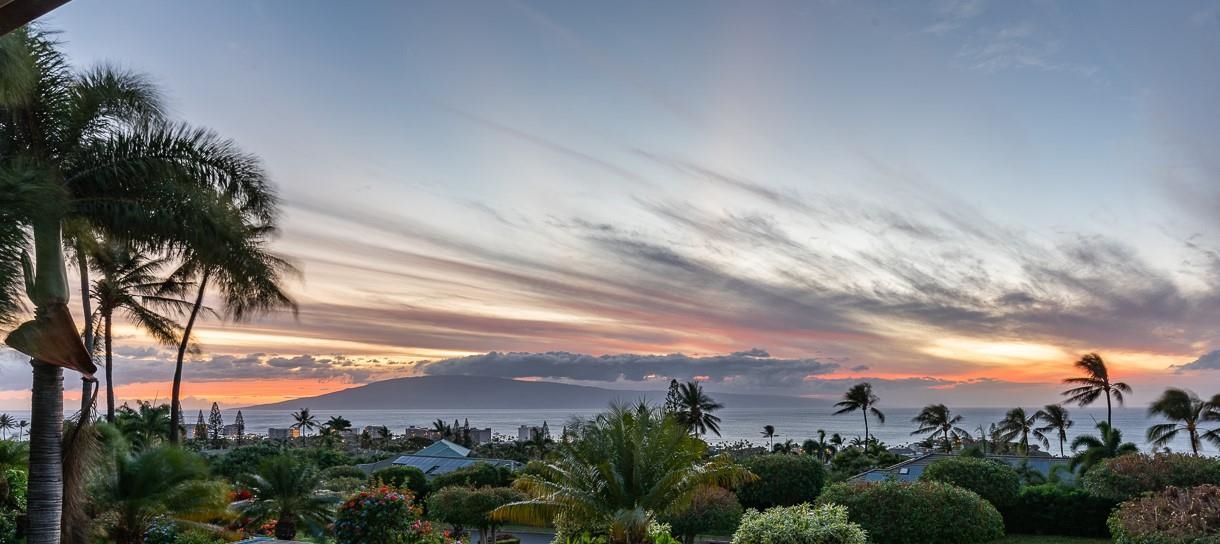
849;453;1075;484
357;438;522;477
268;427;300;440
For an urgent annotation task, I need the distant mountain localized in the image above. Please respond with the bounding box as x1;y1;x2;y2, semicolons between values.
241;375;827;410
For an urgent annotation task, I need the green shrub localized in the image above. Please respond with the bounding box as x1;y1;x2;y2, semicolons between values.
324;465;369;480
1108;485;1220;543
826;447;903;482
372;466;430;496
658;487;743;544
818;480;1004;544
209;442;285;481
426;486;526;537
324;476;368;493
1003;484;1116;538
336;487;441;544
736;455;825;510
731;504;867;544
1083;453;1220;501
430;463;515;491
919;456;1020;510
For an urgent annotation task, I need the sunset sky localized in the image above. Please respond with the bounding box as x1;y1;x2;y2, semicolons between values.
3;0;1220;409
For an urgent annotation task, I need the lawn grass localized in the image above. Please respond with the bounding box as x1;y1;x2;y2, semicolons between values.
991;536;1111;544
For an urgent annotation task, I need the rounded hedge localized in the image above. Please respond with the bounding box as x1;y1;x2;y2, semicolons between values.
919;457;1020;510
1004;484;1117;538
731;504;867;544
736;454;826;510
1108;485;1220;543
1082;453;1220;501
818;480;1004;544
371;466;430;496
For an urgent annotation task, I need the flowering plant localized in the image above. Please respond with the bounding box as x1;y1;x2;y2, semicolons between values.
336;486;444;544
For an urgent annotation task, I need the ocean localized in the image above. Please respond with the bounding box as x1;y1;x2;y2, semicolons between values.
2;405;1204;454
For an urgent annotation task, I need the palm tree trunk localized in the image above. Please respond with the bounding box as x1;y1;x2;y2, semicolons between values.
76;250;94;420
169;269;209;444
104;312;115;422
29;360;64;544
863;411;869;443
274;518;296;540
1105;390;1112;428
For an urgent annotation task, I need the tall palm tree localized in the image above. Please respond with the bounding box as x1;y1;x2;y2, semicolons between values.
1070;421;1138;474
88;241;192;422
432;418;454;440
1062;353;1132;428
1146;388;1220;455
0;27;275;543
0;413;13;439
760;424;776;450
998;407;1049;455
167;221;297;443
16;419;28;441
94;446;229;544
911;404;968;452
1033;404;1073;457
290;408;317;438
240;454;337;540
491;403;754;544
833;382;885;443
809;429;836;462
672;381;723;437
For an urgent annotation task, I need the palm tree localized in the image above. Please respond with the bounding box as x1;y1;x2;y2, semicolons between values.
672;381;724;437
1146;388;1220;455
1034;404;1073;457
491;402;754;544
89;240;193;422
773;439;798;454
0;413;13;439
1070;421;1138;474
240;454;337;540
998;407;1048;456
833;382;885;443
113;401;173;451
16;419;27;441
1062;353;1132;428
910;404;968;452
167;221;297;443
0;27;275;543
432;418;454;440
94;446;229;544
809;429;836;462
760;424;777;450
290;408;318;438
323;415;352;436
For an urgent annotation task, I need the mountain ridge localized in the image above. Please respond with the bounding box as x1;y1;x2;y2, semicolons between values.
240;375;828;410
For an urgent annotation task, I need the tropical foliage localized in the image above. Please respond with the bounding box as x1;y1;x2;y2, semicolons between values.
659;487;743;544
1069;421;1138;475
671;381;723;437
335;487;439;544
1080;452;1220;501
735;454;825;511
919;456;1020;510
92;446;229;544
239;453;337;540
491;402;754;544
731;504;867;544
1108;485;1220;544
997;407;1048;455
1003;484;1116;539
910;404;968;452
1033;405;1073;457
1062;353;1131;427
427;486;526;544
1146;388;1220;455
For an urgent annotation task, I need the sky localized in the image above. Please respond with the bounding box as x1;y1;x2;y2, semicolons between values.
2;0;1220;409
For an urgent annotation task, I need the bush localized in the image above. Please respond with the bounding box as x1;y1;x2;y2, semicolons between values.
1083;453;1220;501
736;455;825;510
731;504;867;544
324;465;370;480
372;466;430;496
919;457;1020;510
324;476;368;493
658;487;743;544
1108;485;1220;543
426;486;527;538
818;480;1004;544
0;468;27;544
209;442;284;481
1003;484;1116;538
826;447;903;482
430;463;516;491
336;487;442;544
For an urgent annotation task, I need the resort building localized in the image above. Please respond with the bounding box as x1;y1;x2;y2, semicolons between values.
222;423;243;437
268;427;301;440
517;421;550;441
850;453;1074;484
404;425;441;440
357;438;522;477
